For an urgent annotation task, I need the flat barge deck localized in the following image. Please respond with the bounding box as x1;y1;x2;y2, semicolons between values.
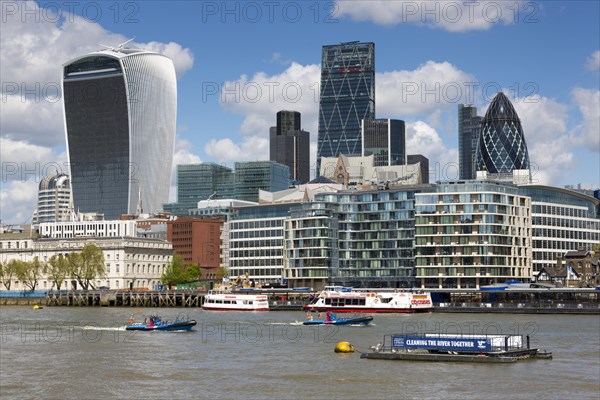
360;334;552;363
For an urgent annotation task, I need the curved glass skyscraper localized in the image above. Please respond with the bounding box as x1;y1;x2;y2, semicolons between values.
475;92;530;174
62;48;177;219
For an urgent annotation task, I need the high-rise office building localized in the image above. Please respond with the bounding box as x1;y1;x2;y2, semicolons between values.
270;111;310;183
362;118;406;167
62;47;177;220
317;41;375;173
163;163;234;216
458;104;482;180
234;161;291;202
475;93;530;176
33;172;72;224
276;110;301;136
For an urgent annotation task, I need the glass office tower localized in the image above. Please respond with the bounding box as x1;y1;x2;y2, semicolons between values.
270;111;310;183
362;118;406;167
475;92;530;175
317;41;375;173
62;48;177;219
458;104;482;180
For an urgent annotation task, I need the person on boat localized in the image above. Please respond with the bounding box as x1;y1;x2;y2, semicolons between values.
326;312;331;322
149;317;154;327
306;313;313;321
129;314;135;325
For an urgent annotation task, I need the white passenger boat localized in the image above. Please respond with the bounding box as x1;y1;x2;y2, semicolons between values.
202;290;269;311
305;286;433;313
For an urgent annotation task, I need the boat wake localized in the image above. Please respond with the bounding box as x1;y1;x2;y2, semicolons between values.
80;326;127;331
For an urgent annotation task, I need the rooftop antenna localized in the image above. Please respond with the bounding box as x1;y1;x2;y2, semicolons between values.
99;37;136;52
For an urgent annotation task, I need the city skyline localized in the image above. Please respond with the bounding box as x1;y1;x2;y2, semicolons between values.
1;1;599;224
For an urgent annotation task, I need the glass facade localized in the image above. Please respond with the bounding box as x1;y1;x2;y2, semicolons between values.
164;163;234;215
285;188;430;289
234;161;290;202
228;204;294;282
415;181;532;288
362;118;406;166
63;49;177;219
270;111;310;184
458;104;482;180
475;93;530;175
519;185;600;273
317;42;375;171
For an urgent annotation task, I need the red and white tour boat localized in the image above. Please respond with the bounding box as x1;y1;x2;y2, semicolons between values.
202;290;270;311
305;286;433;313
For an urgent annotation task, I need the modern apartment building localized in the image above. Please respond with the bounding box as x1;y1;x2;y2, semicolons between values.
415;180;532;288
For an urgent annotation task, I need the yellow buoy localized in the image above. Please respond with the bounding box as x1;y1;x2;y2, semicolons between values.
33;305;43;310
335;341;355;353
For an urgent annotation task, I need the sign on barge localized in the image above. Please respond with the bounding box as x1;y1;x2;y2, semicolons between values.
360;333;552;363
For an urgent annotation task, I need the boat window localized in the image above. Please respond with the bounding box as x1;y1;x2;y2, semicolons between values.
325;299;331;305
381;298;392;304
360;299;366;305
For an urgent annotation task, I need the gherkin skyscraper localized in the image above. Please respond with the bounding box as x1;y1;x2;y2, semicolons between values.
475;92;530;174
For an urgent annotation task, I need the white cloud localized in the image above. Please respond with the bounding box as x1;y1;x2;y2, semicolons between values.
512;94;574;185
220;62;321;138
1;1;194;222
167;138;203;202
204;137;269;164
571;88;600;152
406;121;459;181
335;0;526;32
0;180;40;224
216;60;473;176
377;61;476;117
585;50;600;71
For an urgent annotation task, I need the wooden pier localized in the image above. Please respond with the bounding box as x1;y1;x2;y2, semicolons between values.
45;290;202;307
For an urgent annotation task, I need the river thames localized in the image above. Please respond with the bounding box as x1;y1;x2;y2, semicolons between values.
1;307;598;399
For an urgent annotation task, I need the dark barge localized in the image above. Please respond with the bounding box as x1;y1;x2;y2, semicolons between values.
360;333;552;363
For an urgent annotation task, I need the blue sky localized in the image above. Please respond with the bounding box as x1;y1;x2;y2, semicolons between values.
1;1;599;223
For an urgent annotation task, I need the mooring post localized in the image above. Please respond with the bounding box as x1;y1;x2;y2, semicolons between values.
527;335;530;349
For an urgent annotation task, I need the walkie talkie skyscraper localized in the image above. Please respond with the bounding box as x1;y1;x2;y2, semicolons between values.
62;46;177;219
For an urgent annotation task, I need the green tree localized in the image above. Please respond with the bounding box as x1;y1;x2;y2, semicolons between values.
160;255;203;288
183;263;202;283
0;260;18;290
69;244;106;290
47;254;69;290
15;257;45;291
215;267;228;281
592;243;600;253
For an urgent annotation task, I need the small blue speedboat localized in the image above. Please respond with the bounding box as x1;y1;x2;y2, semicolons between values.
303;312;373;326
126;315;197;331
